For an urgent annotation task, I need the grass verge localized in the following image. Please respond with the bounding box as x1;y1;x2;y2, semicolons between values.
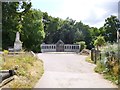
0;52;44;88
85;56;94;64
94;61;118;85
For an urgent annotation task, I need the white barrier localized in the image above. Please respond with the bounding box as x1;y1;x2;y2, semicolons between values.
41;44;80;53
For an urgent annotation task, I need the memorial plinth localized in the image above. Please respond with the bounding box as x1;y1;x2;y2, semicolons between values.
14;32;22;51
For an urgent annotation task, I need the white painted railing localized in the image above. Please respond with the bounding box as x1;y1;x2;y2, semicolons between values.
41;43;80;53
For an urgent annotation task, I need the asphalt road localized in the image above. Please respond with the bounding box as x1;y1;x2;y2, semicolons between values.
35;53;117;88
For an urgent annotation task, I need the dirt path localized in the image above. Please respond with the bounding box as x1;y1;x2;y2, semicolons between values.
35;53;117;88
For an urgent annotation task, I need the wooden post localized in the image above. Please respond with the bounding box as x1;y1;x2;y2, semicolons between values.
91;48;94;61
100;52;101;61
94;49;97;64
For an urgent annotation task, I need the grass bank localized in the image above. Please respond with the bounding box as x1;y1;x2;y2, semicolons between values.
0;52;44;88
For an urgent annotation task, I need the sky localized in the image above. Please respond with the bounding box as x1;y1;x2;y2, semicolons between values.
31;0;119;28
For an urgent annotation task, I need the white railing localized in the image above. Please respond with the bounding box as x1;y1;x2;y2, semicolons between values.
41;44;80;53
41;44;56;53
64;44;80;52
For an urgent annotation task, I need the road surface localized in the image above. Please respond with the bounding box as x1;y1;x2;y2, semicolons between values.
35;53;117;88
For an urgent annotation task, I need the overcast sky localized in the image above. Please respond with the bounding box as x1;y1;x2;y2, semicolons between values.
31;0;119;28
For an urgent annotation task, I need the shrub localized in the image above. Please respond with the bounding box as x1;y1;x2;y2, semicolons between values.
94;43;118;85
75;41;86;51
3;50;9;54
94;61;106;73
94;36;106;50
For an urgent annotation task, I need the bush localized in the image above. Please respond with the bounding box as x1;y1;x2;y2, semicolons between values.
94;43;118;85
3;50;9;54
94;36;106;50
75;41;86;51
94;61;106;73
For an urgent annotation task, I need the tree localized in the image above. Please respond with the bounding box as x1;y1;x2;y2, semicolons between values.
89;27;102;49
21;9;45;52
2;2;45;52
58;18;76;44
2;2;20;49
104;15;119;43
42;12;64;44
2;1;31;50
94;36;106;50
43;17;76;44
74;21;92;49
74;29;84;42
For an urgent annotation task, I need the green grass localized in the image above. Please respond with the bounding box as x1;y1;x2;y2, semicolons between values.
104;73;118;85
94;61;106;73
94;61;118;85
86;56;94;64
0;54;3;70
1;53;44;88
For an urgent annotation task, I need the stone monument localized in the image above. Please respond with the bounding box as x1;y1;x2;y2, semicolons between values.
14;32;22;51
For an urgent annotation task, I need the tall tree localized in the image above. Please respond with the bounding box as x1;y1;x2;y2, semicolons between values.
2;2;19;49
21;9;45;52
58;18;75;44
74;21;92;49
74;28;84;42
2;1;32;50
104;15;119;42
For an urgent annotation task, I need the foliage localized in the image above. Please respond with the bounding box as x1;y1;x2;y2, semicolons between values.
2;1;32;49
104;15;120;42
94;36;106;50
94;61;106;73
1;53;44;88
2;2;119;52
2;2;45;52
94;43;118;85
2;2;20;49
86;56;94;63
104;74;118;85
3;50;9;54
0;55;3;70
95;60;118;84
21;9;45;52
105;43;118;52
74;22;92;49
75;41;86;51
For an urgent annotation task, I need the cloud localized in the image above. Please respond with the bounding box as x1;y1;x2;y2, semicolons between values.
82;1;118;27
31;0;119;28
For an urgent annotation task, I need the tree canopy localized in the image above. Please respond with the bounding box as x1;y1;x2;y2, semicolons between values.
2;2;120;52
104;15;119;43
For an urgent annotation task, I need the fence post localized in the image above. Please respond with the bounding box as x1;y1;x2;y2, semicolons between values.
100;52;101;61
91;48;94;61
94;49;97;64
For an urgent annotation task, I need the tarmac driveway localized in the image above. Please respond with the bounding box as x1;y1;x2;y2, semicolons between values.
35;53;117;88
